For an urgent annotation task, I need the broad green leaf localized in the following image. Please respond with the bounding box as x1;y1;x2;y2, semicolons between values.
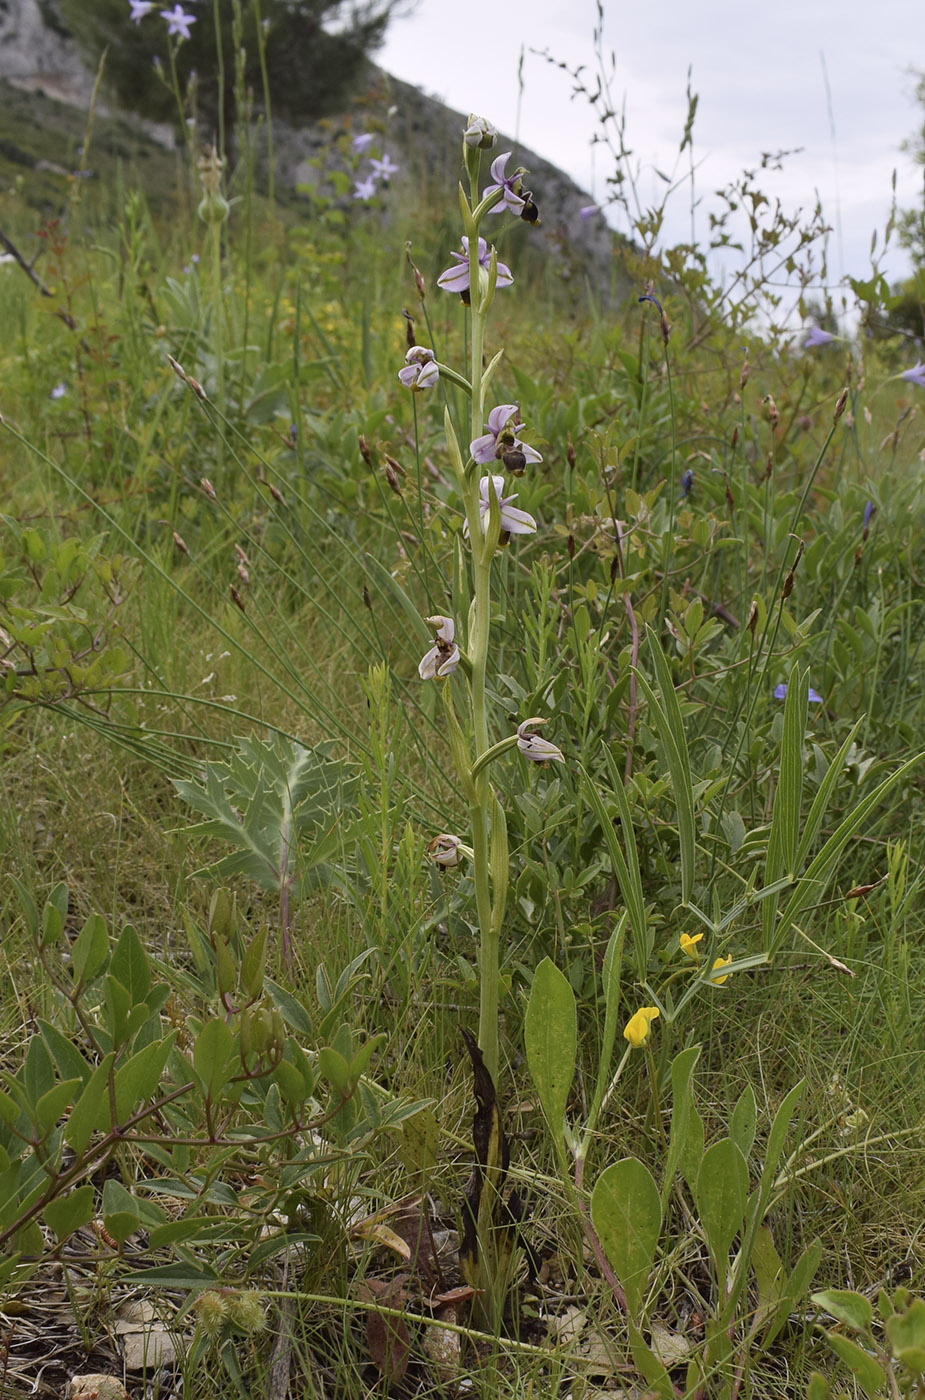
318;1047;350;1097
696;1138;748;1280
109;923;150;1006
23;1035;55;1109
103;974;131;1047
812;1289;873;1332
41;882;69;949
273;1058;308;1107
395;1108;439;1179
193;1019;234;1101
70;912;110;984
102;1179;143;1246
0;1087;22;1126
64;1052;116;1153
763;1239;822;1346
43;1183;95;1241
148;1217;215;1248
730;1084;758;1160
663;1045;702;1211
751;1226;785;1329
525;957;577;1141
591;1157;662;1317
240;929;268;1002
806;1373;831;1400
348;1035;383;1086
885;1299;925;1374
627;1316;675;1399
35;1079;82;1135
123;1261;219;1288
248;1230;320;1269
37;1021;92;1086
113;1033;177;1122
265;979;314;1036
822;1331;886;1397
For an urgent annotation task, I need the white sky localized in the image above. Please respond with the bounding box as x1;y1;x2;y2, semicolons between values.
380;0;923;297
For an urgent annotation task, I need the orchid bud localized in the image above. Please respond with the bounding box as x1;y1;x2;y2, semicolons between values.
464;115;498;149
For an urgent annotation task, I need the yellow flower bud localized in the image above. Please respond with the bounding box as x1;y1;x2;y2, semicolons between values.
680;932;703;961
710;956;733;985
623;1006;660;1049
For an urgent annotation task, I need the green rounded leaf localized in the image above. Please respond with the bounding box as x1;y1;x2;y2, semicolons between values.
812;1289;873;1332
822;1330;886;1397
696;1138;748;1276
591;1157;662;1317
43;1183;95;1242
886;1298;925;1374
525;957;577;1138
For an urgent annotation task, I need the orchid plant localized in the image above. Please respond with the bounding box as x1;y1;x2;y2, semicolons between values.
397;121;549;1318
398;124;547;1093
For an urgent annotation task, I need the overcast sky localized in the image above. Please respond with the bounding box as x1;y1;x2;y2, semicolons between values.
380;0;923;298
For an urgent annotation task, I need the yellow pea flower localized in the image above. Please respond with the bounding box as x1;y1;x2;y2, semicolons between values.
710;956;733;985
680;932;703;961
623;1006;660;1048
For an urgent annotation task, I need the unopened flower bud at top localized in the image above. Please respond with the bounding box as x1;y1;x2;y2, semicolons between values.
464;114;498;149
197;145;229;224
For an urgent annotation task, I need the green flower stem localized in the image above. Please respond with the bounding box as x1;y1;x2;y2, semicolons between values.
470;734;520;783
459;146;508;1087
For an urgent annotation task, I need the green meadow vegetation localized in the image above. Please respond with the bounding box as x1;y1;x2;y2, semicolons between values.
1;10;925;1397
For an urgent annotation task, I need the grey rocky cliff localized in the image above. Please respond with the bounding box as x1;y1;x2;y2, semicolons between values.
0;0;631;296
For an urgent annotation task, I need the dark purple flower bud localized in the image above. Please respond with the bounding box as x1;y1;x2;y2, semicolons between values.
681;468;694;497
863;500;875;531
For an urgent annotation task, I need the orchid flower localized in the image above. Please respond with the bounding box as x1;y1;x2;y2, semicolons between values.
624;1006;660;1048
398;346;439;391
418;616;460;680
470;404;542;471
163;3;196;38
516;718;564;764
463;475;537;539
483;152;528;215
437;236;513;297
428;834;469;868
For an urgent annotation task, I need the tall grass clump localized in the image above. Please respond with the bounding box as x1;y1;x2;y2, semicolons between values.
1;8;925;1395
